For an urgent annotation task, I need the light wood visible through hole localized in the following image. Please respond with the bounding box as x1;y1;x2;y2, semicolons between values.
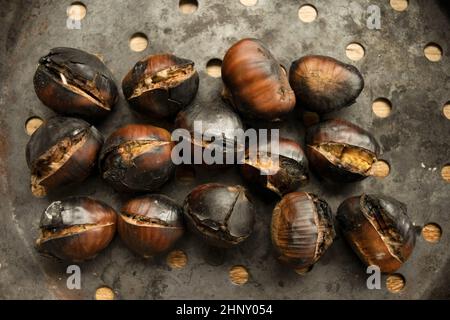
443;102;450;120
371;160;390;178
95;286;115;300
179;0;198;14
346;43;365;61
424;43;443;62
129;33;148;52
422;223;442;243
390;0;408;12
206;59;222;78
229;265;249;285
67;2;87;21
240;0;258;6
372;98;392;118
386;274;405;293
298;4;318;23
167;250;188;269
302;111;320;127
25;117;43;136
441;165;450;182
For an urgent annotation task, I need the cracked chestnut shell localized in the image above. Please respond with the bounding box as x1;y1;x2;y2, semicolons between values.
240;138;309;196
34;47;118;121
183;183;255;248
221;38;296;121
289;55;364;114
118;194;184;258
36;197;117;262
122;54;199;119
306;119;380;183
271;192;335;271
26;116;103;197
99;124;175;193
337;194;416;273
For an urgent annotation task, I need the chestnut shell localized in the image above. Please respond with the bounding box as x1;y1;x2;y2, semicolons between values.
122;54;199;119
337;194;416;273
221;38;296;121
36;197;117;262
33;47;118;120
289;55;364;114
118;194;184;258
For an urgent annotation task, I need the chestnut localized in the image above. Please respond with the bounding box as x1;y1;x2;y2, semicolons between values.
337;194;416;273
306;119;380;183
36;197;117;262
240;138;309;196
33;47;118;120
289;55;364;114
183;183;255;248
122;54;199;119
271;192;335;271
221;38;296;121
26;116;103;197
99;124;175;193
118;194;184;258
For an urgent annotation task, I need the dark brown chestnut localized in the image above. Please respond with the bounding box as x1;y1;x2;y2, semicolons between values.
33;47;118;120
99;124;175;193
221;38;296;121
122;54;199;119
36;197;117;262
337;194;416;273
183;183;255;248
306;119;380;183
271;192;335;271
26;116;103;197
240;138;309;196
289;55;364;114
117;194;184;258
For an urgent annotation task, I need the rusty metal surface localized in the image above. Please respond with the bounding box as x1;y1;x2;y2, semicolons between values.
0;0;449;299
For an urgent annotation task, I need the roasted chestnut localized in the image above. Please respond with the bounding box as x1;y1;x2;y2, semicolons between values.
271;192;335;271
99;124;175;193
36;197;117;262
117;194;184;258
240;138;309;196
221;38;296;121
183;183;255;248
34;47;118;120
306;119;380;183
122;54;199;119
26;116;103;197
337;194;416;273
289;55;364;114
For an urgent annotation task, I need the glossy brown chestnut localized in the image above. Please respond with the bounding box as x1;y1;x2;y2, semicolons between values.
306;119;380;183
26;116;103;197
271;192;335;271
337;194;416;273
221;38;296;121
118;194;184;258
122;54;199;119
240;138;309;196
289;55;364;114
99;124;175;193
183;183;255;248
36;197;117;262
34;47;118;120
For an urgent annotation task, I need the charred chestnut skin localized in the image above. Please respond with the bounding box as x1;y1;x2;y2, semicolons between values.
36;197;117;262
34;47;118;120
306;119;380;183
122;54;199;119
118;194;184;258
221;38;296;122
337;194;416;273
26;116;103;197
240;138;309;196
289;55;364;114
271;192;335;271
183;183;255;248
99;124;175;193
